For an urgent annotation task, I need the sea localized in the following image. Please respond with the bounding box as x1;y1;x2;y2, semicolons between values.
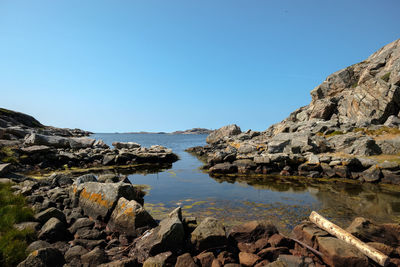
91;133;400;232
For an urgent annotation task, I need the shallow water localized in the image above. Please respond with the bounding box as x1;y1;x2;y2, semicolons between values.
91;133;400;233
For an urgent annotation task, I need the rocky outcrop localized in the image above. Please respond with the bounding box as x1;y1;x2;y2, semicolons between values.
171;128;213;135
188;39;400;184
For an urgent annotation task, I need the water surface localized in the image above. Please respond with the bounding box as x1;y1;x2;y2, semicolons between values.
91;133;400;232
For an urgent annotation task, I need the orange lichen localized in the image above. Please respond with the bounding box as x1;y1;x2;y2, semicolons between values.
229;142;241;149
80;188;112;208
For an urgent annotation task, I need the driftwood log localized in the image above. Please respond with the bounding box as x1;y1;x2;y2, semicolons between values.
310;211;390;267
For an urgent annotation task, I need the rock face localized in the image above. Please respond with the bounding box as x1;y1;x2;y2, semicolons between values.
189;39;400;184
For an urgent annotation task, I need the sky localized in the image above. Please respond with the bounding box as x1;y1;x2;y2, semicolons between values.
1;1;399;133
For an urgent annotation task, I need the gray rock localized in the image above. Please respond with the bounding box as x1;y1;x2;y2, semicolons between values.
267;140;290;154
112;141;141;149
68;217;95;234
75;173;98;185
376;136;400;155
20;145;51;154
26;240;51;253
107;197;155;237
38;217;69;242
98;173;130;183
129;208;184;263
191;217;227;252
93;139;109;149
34;207;66;224
24;133;70;148
206;124;241;144
14;221;40;231
360;166;382;182
209;162;237;174
69;137;96;149
81;247;107;267
17;247;65;267
65;245;88;263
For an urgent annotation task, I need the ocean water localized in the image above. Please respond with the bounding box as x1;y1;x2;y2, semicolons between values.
91;133;400;232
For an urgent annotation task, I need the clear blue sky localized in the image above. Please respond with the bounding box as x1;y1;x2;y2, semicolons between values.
1;1;399;133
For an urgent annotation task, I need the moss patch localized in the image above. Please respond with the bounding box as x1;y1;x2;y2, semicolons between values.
381;72;391;82
0;183;36;267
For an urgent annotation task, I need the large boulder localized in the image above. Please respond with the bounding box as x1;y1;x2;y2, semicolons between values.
206;124;241;144
107;197;156;237
69;137;96;149
72;182;144;221
24;133;70;148
38;217;70;242
129;208;185;263
376;136;400;155
229;220;278;244
0;163;11;176
190;217;227;252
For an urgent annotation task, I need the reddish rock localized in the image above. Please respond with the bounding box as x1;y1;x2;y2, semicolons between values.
238;242;257;253
195;252;215;267
211;259;222;267
254;238;270;252
316;236;368;267
175;253;198;267
216;251;236;265
293;222;329;246
254;259;270;267
239;252;261;267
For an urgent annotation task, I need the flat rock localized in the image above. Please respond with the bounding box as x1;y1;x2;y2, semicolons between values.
229;220;278;243
17;247;65;267
191;217;227;252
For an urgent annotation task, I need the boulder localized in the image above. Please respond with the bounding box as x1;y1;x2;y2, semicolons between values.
26;240;51;253
209;162;237;174
384;115;400;127
206;124;241;144
17;248;65;267
20;145;51;154
68;217;95;234
376;136;400;155
360;165;382;182
74;182;144;221
38;217;70;242
93;139;109;148
74;173;97;185
34;207;67;224
69;137;96;149
112;142;141;149
239;252;261;267
190;217;227;251
175;253;198;267
98;173;130;183
107;197;156;237
24;133;70;148
129;208;185;263
64;245;88;263
316;236;368;267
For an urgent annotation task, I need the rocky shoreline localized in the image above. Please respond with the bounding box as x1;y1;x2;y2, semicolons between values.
3;172;400;267
187;39;400;185
0;108;178;176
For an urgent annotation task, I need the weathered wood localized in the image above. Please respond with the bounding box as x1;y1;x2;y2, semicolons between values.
309;211;390;267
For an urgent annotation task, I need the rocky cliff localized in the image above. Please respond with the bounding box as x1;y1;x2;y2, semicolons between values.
188;39;400;184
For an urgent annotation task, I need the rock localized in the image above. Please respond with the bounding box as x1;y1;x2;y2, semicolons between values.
176;253;198;267
130;209;184;263
112;142;141;149
97;258;137;267
233;159;257;174
278;255;315;267
34;207;66;224
75;173;98;185
20;145;50;154
268;234;294;248
142;251;172;267
103;154;116;165
195;251;215;267
74;182;144;221
229;220;278;243
0;163;11;176
381;170;400;185
38;217;70;242
107;197;156;237
68;217;95;234
267;140;290;154
93;139;109;149
49;173;73;187
239;252;261;267
98;173;130;183
292;221;329;246
26;240;51;253
65;245;88;262
206;124;241;144
69;137;96;149
348;137;382;156
376;136;400;155
360;165;382;182
17;248;65;267
191;217;227;252
75;228;104;240
257;247;289;261
209;162;237;174
24;133;70;148
384;115;400;127
81;247;107;267
346;217;400;246
316;236;368;267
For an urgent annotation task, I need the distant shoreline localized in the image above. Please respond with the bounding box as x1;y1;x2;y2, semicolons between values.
96;128;213;135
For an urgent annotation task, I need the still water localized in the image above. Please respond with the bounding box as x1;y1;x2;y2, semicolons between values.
91;133;400;232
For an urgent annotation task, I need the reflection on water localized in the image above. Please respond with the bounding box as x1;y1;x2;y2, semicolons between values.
91;133;400;232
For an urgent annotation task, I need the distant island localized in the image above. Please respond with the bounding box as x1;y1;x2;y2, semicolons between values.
125;128;213;135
